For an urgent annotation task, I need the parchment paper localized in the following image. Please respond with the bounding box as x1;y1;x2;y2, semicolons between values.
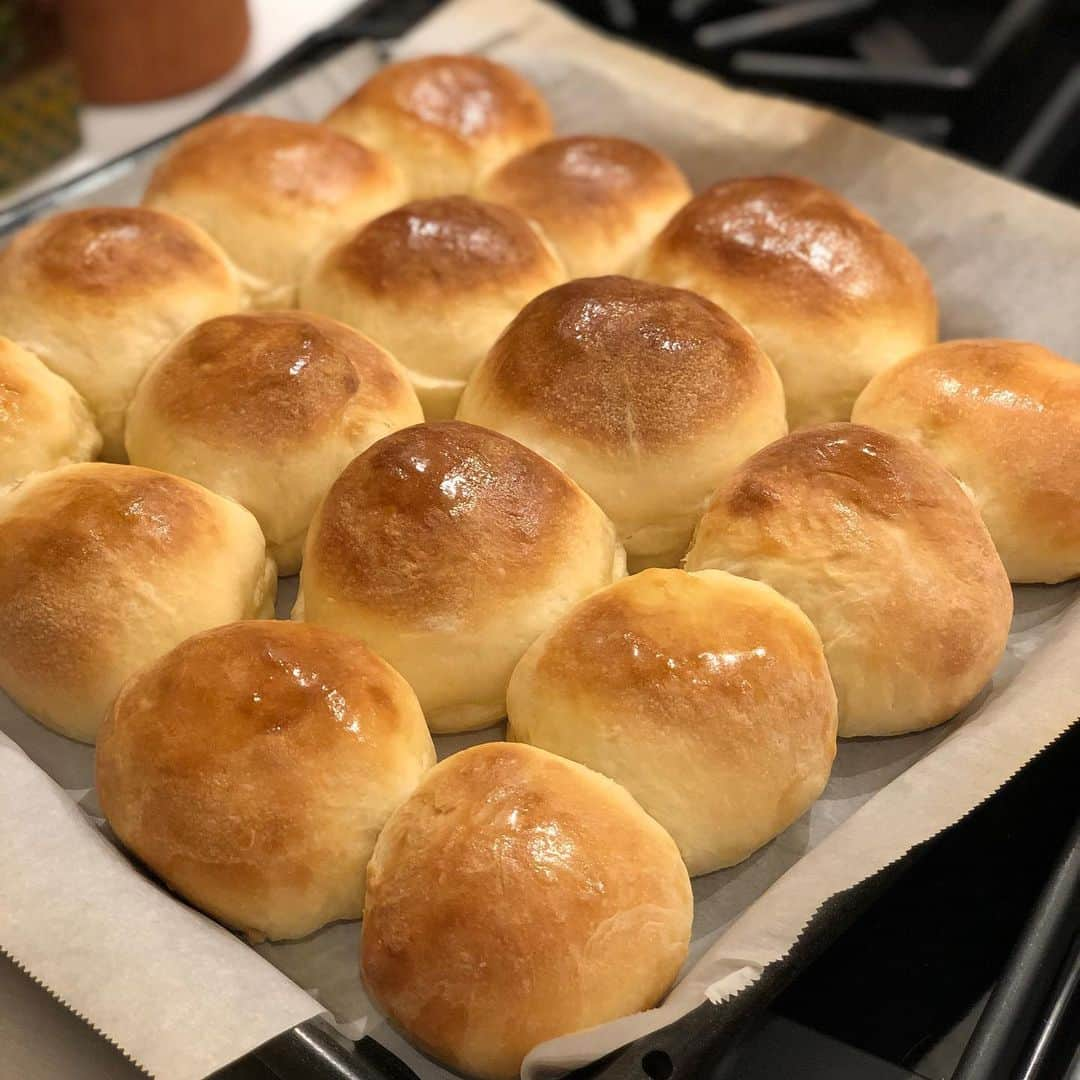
3;1;1080;1077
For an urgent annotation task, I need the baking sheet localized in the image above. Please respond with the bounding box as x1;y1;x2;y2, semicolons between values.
3;1;1080;1077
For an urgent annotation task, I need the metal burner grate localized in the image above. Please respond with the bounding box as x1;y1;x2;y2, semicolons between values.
557;0;1080;202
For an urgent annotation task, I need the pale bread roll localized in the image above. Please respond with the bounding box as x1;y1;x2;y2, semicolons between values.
125;311;423;574
456;275;787;568
0;336;101;493
294;421;625;733
143;114;407;307
0;206;245;460
299;195;565;419
638;175;938;429
685;423;1013;737
361;742;692;1080
0;463;275;743
508;568;837;874
477;135;691;277
852;339;1080;584
324;55;552;198
97;620;436;942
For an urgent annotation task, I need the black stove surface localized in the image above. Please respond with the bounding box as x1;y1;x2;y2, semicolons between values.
712;722;1080;1080
554;0;1080;203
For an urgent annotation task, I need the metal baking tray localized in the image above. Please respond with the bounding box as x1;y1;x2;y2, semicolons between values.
3;3;1077;1077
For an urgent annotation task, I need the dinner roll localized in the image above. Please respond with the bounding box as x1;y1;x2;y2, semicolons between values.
638;175;938;429
361;742;692;1080
125;311;423;575
0;463;275;743
295;421;624;733
478;135;691;278
0;207;244;460
143;114;407;307
97;621;435;942
299;195;565;418
852;339;1080;584
457;275;787;568
508;569;837;874
685;424;1012;737
0;336;101;493
324;54;552;198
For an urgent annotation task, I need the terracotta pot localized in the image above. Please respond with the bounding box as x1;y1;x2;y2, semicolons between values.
59;0;250;104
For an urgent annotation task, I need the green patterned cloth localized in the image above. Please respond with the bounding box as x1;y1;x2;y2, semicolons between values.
0;2;80;192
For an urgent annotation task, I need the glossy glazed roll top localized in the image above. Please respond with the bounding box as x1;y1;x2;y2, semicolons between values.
300;195;565;418
478;135;691;277
853;338;1080;583
144;114;408;305
361;742;692;1080
0;206;245;459
126;311;423;573
325;55;553;198
685;423;1013;737
508;568;837;873
639;175;938;429
295;421;624;732
457;275;786;567
0;463;274;742
98;620;435;941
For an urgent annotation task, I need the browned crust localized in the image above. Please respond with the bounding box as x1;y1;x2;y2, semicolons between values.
480;135;690;228
96;620;430;936
691;423;1013;705
361;742;691;1080
645;175;936;324
307;420;593;619
0;465;229;689
327;54;552;146
321;195;560;298
534;570;835;752
144;114;400;211
473;275;778;449
0;206;233;299
852;338;1080;576
140;311;412;448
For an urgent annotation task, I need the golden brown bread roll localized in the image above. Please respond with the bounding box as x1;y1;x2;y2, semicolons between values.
685;423;1013;737
456;275;787;568
638;175;938;429
143;114;408;307
299;195;565;418
852;339;1080;584
324;54;553;198
507;568;837;874
125;311;423;574
294;420;625;733
361;741;692;1080
477;135;691;278
97;620;436;942
0;336;101;493
0;207;245;460
0;463;275;743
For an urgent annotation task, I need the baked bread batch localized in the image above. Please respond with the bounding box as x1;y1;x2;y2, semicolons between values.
1;51;1075;1080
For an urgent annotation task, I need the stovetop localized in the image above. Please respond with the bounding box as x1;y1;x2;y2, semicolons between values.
554;0;1080;204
